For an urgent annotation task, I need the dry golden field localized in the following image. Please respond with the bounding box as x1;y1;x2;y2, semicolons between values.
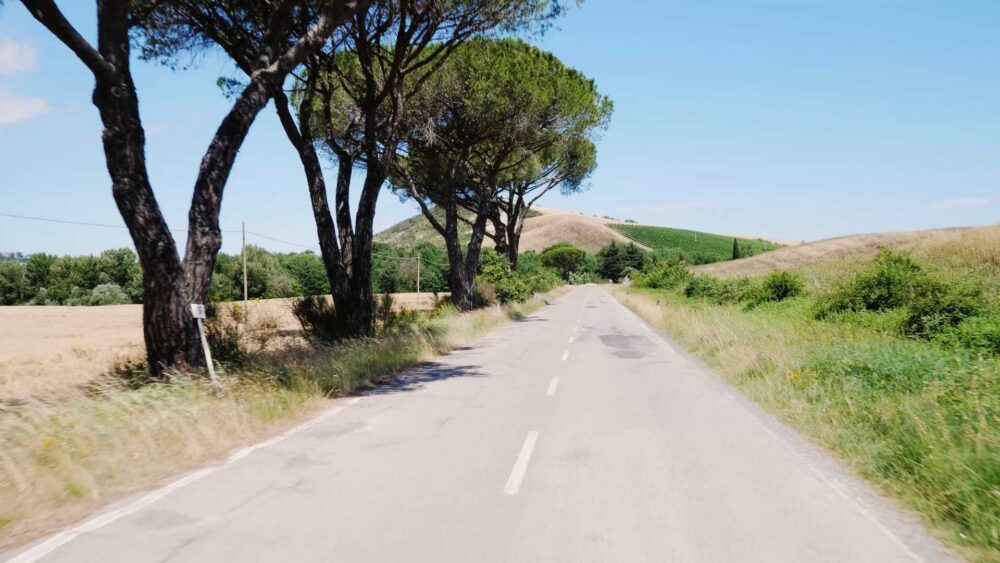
0;293;444;406
692;225;998;277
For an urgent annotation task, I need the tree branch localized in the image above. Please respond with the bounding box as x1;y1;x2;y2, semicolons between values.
21;0;117;82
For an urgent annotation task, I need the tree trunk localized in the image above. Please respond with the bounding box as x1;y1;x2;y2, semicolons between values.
345;166;386;334
507;227;521;270
273;92;353;329
489;206;509;259
86;4;200;378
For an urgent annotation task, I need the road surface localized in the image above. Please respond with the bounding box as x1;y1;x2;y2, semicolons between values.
7;287;956;562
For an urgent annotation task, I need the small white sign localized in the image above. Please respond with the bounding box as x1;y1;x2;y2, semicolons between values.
190;303;206;319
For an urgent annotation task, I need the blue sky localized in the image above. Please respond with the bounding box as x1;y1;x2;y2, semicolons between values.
1;1;998;255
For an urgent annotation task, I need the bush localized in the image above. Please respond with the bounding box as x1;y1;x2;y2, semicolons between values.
814;250;928;318
87;283;132;305
478;249;535;304
746;270;804;307
813;250;985;339
901;281;983;339
937;315;1000;356
683;275;754;304
291;295;349;344
524;268;562;293
634;262;690;289
568;271;590;285
373;294;426;335
493;274;531;304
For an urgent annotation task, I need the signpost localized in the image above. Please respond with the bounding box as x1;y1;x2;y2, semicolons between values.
190;303;221;392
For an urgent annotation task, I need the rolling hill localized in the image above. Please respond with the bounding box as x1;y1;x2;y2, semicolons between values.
692;225;998;277
375;206;784;261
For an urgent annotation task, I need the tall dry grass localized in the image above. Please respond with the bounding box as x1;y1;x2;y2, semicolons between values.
0;289;566;550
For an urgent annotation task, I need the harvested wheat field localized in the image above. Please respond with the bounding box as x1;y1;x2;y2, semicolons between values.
0;293;444;407
692;225;998;277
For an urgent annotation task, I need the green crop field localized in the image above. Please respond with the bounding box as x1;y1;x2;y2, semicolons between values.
609;224;780;264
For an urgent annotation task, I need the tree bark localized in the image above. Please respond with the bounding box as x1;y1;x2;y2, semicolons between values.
344;166;386;333
489;205;509;259
86;0;201;376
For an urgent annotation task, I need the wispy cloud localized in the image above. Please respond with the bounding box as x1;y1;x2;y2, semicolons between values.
0;39;37;76
0;87;49;125
932;197;999;209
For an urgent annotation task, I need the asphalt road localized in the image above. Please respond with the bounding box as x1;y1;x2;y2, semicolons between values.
8;287;957;562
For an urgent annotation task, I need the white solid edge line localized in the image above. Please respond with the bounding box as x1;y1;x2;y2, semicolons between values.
8;397;362;563
568;336;575;343
504;431;540;495
546;376;560;397
560;350;569;361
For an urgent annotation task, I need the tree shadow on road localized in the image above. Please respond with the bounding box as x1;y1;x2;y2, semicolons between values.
366;362;483;395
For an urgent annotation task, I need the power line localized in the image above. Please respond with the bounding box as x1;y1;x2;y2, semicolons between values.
0;211;242;234
0;212;128;230
245;230;318;250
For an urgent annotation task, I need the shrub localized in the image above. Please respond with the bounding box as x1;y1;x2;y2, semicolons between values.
493;274;531;304
479;248;535;304
634;262;690;289
568;271;590;285
937;315;1000;356
524;268;562;293
373;294;427;335
814;250;928;318
291;295;349;344
86;283;133;305
683;275;754;304
746;270;804;307
901;281;983;339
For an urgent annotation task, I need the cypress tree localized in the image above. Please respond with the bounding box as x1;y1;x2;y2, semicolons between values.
732;238;741;260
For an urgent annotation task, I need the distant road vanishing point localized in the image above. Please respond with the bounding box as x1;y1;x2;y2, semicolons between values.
6;287;957;563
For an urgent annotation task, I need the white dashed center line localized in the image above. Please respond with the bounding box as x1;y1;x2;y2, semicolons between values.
504;431;540;495
546;376;560;397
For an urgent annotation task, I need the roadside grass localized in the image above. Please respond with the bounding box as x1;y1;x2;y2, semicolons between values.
0;289;566;551
611;234;1000;562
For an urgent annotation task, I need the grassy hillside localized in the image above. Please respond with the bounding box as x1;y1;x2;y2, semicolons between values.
610;223;780;263
614;226;1000;561
375;207;474;248
693;226;982;278
376;206;783;261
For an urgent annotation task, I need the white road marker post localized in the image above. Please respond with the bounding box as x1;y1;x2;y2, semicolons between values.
241;221;248;312
191;303;221;393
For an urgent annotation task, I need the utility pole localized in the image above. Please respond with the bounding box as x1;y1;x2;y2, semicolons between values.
242;221;248;312
416;254;421;294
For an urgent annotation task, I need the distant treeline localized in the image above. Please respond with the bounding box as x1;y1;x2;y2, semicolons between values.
1;239;712;306
0;244;457;306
